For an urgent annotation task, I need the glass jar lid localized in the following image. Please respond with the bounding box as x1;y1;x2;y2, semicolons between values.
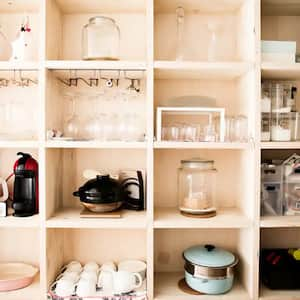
180;158;214;170
183;244;236;268
89;16;116;25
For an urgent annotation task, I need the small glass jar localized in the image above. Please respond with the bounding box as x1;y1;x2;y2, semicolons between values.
178;159;217;217
82;16;120;60
290;112;300;141
271;112;291;141
261;113;271;141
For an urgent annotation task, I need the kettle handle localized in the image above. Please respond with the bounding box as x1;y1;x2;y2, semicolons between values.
0;177;8;201
73;191;80;197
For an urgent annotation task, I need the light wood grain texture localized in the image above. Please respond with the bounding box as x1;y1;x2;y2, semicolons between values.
260;285;300;300
154;272;250;300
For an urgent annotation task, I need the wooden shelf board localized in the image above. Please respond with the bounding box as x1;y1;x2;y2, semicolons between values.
46;140;147;149
154;141;250;149
55;0;146;13
154;272;250;300
0;141;40;149
260;285;300;300
154;0;245;13
45;60;147;70
154;61;252;80
260;215;300;228
0;0;40;13
261;62;300;79
260;142;300;149
262;0;300;16
0;61;40;70
0;214;40;228
0;274;40;300
46;207;147;229
154;207;251;229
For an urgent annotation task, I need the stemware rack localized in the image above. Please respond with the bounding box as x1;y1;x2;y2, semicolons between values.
1;1;300;300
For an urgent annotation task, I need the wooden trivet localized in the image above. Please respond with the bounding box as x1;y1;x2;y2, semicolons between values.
178;278;204;295
180;211;216;218
80;208;122;218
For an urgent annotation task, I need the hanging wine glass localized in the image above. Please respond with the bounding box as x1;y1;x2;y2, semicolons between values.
84;93;103;140
64;92;82;140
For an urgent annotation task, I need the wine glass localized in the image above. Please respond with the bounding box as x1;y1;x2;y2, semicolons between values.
64;92;82;140
206;21;221;62
84;93;103;140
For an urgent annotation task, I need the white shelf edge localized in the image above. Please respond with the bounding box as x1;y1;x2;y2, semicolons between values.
45;141;147;149
260;142;300;149
260;216;300;228
45;60;147;70
0;141;40;148
154;141;250;150
0;215;40;228
45;208;147;229
0;61;40;70
154;207;251;229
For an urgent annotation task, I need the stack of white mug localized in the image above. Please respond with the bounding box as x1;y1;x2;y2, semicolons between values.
51;260;146;298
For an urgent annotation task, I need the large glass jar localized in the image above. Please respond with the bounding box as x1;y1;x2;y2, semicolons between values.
178;158;217;217
82;16;120;60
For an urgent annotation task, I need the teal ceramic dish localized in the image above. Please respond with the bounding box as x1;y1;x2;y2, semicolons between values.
183;244;238;295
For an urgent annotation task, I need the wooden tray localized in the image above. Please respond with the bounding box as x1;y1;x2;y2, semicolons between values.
80;208;122;218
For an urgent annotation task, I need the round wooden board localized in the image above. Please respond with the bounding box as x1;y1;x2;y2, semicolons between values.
178;278;204;295
180;211;217;218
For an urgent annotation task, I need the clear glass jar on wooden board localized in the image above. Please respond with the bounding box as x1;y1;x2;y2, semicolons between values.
178;158;217;218
82;16;120;60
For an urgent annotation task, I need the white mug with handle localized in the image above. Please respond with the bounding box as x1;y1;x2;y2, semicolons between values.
50;278;75;297
112;270;143;294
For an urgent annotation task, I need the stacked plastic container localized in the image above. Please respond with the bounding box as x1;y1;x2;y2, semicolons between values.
261;81;299;142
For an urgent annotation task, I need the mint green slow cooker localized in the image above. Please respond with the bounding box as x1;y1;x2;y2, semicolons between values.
183;244;238;295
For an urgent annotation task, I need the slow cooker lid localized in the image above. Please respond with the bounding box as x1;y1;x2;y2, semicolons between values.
183;244;236;268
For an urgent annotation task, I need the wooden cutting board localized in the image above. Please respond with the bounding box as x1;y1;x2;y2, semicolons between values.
80;208;122;218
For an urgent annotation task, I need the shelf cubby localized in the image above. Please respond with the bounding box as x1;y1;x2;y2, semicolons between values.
259;228;300;300
154;0;254;62
154;149;255;228
46;0;147;61
46;228;147;294
154;228;253;300
0;227;40;300
45;148;147;227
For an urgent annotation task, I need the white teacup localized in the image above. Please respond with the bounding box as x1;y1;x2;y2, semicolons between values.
57;271;80;283
61;261;82;273
84;261;99;272
100;270;143;294
80;270;98;283
118;260;147;281
97;270;113;291
51;278;75;297
76;279;96;297
100;261;116;272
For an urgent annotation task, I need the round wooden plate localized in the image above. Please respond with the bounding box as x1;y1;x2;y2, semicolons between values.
178;278;204;295
180;211;217;218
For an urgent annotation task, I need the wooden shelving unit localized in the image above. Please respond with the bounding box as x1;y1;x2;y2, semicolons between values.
0;0;299;299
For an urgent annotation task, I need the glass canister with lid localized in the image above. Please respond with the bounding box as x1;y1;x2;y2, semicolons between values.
178;158;217;217
82;16;120;60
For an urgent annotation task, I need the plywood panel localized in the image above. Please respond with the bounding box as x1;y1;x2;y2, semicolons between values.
154;228;238;272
